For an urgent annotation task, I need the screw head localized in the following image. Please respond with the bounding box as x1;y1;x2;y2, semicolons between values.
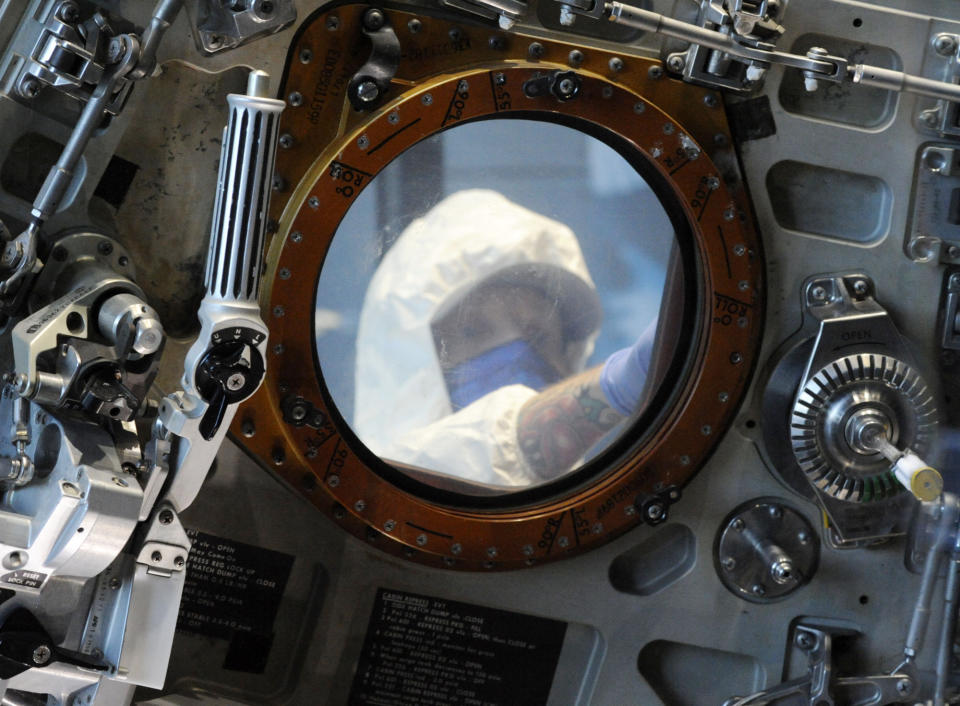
278;134;294;149
667;55;685;72
852;279;868;296
751;583;766;596
226;372;246;391
357;81;379;103
721;557;736;571
648;65;664;80
609;57;625;72
299;48;313;63
159;509;174;525
795;632;813;650
811;285;827;301
288;91;303;106
242;419;255;437
32;645;51;665
326;15;340;30
407;18;422;33
896;678;913;695
384;520;396;532
109;577;122;590
732;518;745;531
935;33;958;56
416;533;428;546
57;1;79;22
528;42;544;59
151;551;163;563
363;8;384;30
568;49;584;66
174;556;185;568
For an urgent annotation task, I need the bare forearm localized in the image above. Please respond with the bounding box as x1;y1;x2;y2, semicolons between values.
516;366;623;479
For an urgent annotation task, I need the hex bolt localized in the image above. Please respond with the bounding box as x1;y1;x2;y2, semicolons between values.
32;645;51;665
159;509;174;525
357;81;379;104
151;551;163;563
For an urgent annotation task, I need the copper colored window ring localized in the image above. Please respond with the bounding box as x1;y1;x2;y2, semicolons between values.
236;35;763;570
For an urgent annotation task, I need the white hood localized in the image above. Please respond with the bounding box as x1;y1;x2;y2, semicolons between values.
353;189;600;485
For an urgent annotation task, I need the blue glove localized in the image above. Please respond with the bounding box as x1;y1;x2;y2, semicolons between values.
600;318;658;416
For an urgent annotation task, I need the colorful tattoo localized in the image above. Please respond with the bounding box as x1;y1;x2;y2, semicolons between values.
517;368;623;479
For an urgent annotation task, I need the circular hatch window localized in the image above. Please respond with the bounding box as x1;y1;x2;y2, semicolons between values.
248;53;763;569
316;118;682;497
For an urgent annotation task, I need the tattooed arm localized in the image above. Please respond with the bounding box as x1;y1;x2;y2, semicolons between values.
516;366;624;480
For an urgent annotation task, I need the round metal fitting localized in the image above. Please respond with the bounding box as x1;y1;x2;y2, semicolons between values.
32;645;51;665
357;81;380;103
790;353;938;502
715;498;818;603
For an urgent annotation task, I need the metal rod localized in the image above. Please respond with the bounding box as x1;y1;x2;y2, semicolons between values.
934;550;960;705
606;1;960;103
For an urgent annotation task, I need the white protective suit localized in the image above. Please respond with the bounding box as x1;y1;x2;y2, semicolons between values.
353;189;601;487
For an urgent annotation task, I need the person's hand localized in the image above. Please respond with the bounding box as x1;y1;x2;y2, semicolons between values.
599;318;658;416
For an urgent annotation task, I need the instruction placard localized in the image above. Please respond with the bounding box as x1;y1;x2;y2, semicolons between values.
349;588;567;706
